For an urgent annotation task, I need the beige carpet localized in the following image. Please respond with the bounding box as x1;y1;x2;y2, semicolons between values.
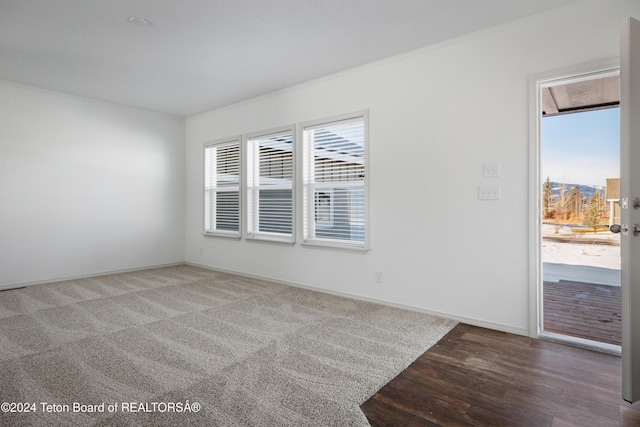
0;265;456;426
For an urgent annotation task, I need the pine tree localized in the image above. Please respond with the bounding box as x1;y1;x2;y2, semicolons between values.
584;190;604;233
569;185;584;220
543;177;553;219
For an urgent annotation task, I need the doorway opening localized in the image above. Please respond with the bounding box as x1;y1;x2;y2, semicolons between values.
534;66;621;353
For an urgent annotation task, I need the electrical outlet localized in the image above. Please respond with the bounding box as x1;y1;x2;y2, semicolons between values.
375;271;383;284
478;185;501;200
483;162;500;178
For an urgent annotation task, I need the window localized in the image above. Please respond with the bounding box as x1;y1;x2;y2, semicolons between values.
204;138;241;237
302;112;368;248
246;128;294;242
315;190;334;228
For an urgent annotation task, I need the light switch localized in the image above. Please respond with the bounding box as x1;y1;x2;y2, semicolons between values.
483;162;500;178
478;185;501;200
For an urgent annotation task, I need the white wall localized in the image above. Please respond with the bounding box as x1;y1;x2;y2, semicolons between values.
0;82;185;287
186;0;639;335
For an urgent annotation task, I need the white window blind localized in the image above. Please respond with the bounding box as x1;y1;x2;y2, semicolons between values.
246;129;294;241
302;114;367;247
204;139;241;237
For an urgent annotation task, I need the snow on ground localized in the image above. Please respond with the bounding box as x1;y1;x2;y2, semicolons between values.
541;224;621;285
542;224;620;269
542;240;620;269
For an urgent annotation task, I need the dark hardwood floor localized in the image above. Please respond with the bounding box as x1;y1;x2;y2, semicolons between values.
361;323;640;426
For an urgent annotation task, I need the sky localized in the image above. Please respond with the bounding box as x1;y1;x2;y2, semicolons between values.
541;107;620;187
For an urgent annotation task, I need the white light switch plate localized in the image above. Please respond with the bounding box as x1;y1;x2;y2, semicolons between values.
483;162;500;178
478;184;501;200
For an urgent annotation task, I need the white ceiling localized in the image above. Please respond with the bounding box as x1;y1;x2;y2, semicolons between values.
0;0;583;117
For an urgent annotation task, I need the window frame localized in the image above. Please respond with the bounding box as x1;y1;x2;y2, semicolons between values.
244;125;296;244
300;111;370;251
203;136;242;238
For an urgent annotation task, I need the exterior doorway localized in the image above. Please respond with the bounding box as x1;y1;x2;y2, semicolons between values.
533;66;621;353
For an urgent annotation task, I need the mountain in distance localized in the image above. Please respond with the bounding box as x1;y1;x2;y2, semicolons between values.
547;182;605;201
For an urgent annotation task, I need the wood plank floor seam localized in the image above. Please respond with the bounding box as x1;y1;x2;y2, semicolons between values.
362;324;640;427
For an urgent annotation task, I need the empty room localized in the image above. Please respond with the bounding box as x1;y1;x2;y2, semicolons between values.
2;0;640;425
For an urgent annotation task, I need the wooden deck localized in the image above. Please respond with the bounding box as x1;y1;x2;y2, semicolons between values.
543;280;621;346
362;324;640;427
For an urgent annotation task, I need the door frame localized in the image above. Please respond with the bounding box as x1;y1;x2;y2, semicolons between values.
528;58;621;351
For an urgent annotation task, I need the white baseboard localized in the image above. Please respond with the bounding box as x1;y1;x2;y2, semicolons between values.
2;260;529;338
185;262;530;337
0;262;185;291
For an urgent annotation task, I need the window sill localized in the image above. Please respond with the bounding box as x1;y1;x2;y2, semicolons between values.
246;234;295;246
301;240;369;253
203;232;241;240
